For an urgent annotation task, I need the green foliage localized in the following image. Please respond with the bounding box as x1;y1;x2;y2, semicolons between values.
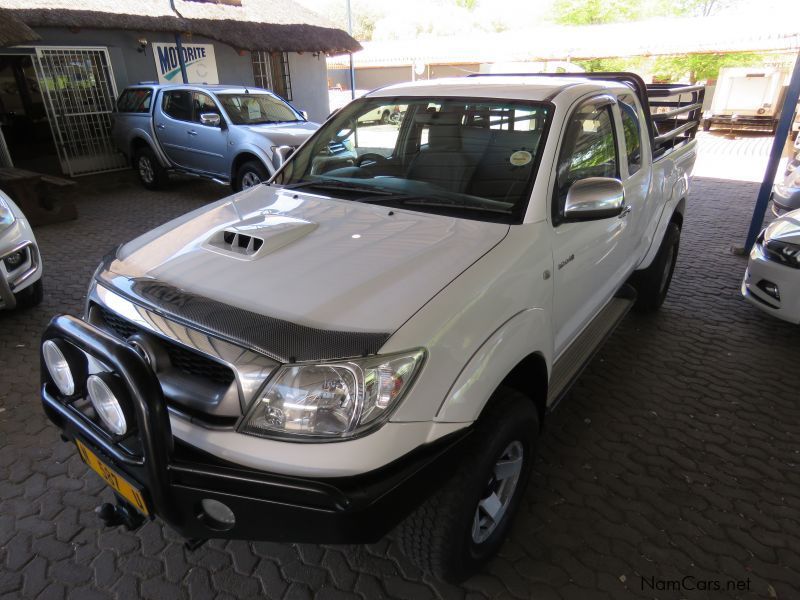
456;0;478;9
552;0;645;24
574;56;647;73
653;52;765;83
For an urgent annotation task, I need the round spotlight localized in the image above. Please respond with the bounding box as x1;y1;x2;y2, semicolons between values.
198;498;236;531
87;374;127;436
43;340;75;396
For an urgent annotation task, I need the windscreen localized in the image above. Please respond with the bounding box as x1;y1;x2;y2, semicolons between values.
274;97;552;223
217;93;302;125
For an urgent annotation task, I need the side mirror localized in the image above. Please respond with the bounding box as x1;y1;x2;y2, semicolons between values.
273;145;295;169
563;177;625;221
300;110;309;121
200;112;221;127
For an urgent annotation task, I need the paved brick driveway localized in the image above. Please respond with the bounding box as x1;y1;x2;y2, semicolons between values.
1;169;799;600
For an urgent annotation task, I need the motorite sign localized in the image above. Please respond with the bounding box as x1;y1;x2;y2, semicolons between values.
152;42;219;84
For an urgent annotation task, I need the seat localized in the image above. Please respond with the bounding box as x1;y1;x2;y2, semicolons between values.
407;112;474;193
467;129;541;202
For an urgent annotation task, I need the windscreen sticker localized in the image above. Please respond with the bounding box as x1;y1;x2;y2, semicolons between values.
509;150;533;167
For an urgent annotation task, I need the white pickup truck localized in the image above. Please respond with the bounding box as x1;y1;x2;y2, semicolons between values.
40;73;702;582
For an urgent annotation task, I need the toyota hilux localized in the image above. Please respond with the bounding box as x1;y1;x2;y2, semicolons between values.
41;73;702;582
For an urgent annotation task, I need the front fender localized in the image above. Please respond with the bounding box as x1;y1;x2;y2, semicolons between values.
435;308;551;423
128;129;170;168
229;143;274;177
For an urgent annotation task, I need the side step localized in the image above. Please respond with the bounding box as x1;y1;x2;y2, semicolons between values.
546;285;636;408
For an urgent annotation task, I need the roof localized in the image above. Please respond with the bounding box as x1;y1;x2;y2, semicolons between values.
0;8;40;46
128;83;282;94
328;15;799;69
365;75;622;104
2;0;360;54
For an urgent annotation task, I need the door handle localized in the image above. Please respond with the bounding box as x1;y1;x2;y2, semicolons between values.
618;205;632;218
156;123;166;130
187;130;198;136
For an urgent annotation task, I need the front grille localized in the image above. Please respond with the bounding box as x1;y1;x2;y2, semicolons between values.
93;305;235;387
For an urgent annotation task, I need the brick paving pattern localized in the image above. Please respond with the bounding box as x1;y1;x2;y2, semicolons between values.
1;169;799;599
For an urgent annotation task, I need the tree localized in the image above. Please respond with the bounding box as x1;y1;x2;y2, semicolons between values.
653;52;764;83
552;0;645;25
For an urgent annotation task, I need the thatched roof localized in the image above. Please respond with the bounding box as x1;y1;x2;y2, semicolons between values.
0;9;41;46
1;0;360;54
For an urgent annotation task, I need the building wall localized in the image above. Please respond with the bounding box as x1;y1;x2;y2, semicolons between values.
287;52;330;122
328;63;482;93
22;28;329;121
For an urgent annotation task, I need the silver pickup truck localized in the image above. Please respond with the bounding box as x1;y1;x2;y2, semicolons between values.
112;84;332;191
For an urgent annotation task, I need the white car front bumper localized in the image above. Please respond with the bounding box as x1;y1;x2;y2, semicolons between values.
0;220;42;310
742;242;800;324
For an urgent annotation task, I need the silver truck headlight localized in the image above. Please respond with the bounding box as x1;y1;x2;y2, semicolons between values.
0;196;16;233
239;349;425;440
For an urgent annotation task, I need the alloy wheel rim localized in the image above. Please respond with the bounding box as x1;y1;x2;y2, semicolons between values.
138;157;154;183
471;440;524;544
241;172;261;189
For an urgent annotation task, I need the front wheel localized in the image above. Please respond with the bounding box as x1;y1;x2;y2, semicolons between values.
234;160;269;192
630;222;680;313
397;388;539;583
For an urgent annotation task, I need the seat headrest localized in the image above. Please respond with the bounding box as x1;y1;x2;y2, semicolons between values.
416;112;463;151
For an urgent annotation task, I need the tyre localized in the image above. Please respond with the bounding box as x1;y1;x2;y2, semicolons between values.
397;388;539;583
234;160;269;192
630;222;680;313
14;279;43;309
133;147;166;190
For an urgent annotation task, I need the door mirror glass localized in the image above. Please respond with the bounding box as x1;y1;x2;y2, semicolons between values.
564;177;625;221
199;112;221;127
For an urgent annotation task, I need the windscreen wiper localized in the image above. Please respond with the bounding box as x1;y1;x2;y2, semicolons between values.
359;194;513;214
283;180;397;196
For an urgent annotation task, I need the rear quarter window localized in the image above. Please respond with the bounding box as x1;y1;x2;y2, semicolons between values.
117;88;153;113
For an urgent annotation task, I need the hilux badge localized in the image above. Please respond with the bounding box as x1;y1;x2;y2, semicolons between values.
558;254;575;270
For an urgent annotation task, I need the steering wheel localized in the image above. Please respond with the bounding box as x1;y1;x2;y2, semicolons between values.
356;153;389;168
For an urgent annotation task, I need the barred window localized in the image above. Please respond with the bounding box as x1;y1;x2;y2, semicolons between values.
251;51;292;101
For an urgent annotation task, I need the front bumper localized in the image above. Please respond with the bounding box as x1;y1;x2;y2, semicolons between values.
41;314;469;543
1;236;42;310
742;245;800;324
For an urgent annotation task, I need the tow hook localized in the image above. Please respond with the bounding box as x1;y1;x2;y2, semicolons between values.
95;501;146;531
184;538;207;551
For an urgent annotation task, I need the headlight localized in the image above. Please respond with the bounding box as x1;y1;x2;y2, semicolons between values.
239;349;425;440
0;196;16;233
764;238;800;269
43;340;75;396
87;374;128;436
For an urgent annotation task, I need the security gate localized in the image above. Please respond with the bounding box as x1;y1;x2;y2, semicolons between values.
33;47;126;176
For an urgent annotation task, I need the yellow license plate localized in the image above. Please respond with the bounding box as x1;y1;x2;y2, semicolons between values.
76;439;149;516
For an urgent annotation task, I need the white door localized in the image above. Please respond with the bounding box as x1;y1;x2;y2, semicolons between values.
551;95;633;356
33;47;126;176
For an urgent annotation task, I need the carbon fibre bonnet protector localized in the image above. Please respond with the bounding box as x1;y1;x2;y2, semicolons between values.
94;265;391;363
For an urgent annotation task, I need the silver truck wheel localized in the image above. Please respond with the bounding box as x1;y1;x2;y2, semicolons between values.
471;440;524;544
234;160;269;192
138;155;154;185
241;171;261;189
398;388;538;583
133;147;165;190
